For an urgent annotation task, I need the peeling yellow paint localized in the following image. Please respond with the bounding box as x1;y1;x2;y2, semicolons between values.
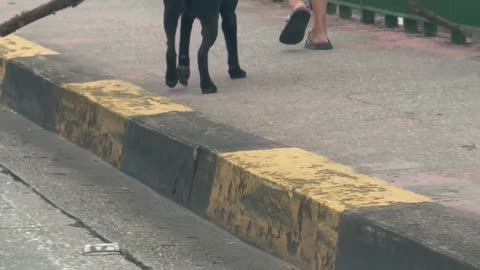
220;148;429;211
63;80;192;117
56;80;192;168
0;35;57;79
56;93;126;168
207;148;430;270
0;35;57;60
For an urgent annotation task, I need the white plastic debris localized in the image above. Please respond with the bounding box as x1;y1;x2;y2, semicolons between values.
83;243;120;255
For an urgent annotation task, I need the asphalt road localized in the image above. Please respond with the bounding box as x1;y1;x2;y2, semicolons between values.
1;0;480;219
0;108;296;270
0;168;139;270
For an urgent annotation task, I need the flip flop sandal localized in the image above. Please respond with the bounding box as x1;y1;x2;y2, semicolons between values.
304;32;333;50
279;7;311;45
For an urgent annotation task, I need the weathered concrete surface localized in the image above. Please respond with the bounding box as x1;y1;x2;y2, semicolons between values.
0;168;139;270
1;0;479;216
0;109;296;270
2;47;477;269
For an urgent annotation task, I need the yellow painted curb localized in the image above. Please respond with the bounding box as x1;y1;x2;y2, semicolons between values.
0;35;57;80
57;80;192;167
208;148;430;269
2;34;453;270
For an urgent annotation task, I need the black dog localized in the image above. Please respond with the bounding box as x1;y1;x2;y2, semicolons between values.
163;0;246;94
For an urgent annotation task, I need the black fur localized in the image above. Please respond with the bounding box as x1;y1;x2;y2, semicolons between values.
163;0;246;94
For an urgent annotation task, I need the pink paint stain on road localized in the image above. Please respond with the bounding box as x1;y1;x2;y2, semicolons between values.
370;30;480;60
392;173;469;188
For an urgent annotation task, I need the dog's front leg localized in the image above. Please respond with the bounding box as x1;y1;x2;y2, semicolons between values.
177;14;195;86
221;0;246;79
164;2;182;88
198;16;219;94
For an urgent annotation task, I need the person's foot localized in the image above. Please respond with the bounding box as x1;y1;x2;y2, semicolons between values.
304;31;333;50
279;6;311;45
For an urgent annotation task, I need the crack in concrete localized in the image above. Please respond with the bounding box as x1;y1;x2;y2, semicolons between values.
0;164;153;270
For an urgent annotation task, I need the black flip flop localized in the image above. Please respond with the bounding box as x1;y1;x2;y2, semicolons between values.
304;32;333;50
279;8;311;45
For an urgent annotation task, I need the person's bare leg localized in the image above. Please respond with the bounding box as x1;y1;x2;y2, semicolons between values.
289;0;306;11
310;0;329;43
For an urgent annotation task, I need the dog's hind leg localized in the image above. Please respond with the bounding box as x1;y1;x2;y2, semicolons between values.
198;16;219;94
177;14;195;86
164;2;182;88
220;0;246;80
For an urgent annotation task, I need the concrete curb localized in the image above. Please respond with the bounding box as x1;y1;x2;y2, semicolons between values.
1;35;479;270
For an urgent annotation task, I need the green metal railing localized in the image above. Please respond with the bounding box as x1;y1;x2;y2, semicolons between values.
327;0;480;44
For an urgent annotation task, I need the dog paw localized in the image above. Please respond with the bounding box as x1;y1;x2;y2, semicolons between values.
165;70;178;88
201;81;218;94
228;67;247;79
177;65;190;86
